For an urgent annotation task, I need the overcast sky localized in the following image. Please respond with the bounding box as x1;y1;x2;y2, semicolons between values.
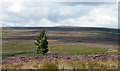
0;0;118;28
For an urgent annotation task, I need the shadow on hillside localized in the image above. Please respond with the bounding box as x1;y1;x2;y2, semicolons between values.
2;27;119;45
3;34;118;45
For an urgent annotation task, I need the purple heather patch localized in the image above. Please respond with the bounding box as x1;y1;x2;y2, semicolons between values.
2;54;119;63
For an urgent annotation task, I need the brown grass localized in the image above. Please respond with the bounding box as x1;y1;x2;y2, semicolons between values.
2;59;118;69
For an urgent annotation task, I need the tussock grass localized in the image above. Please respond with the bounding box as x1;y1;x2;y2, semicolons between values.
2;59;118;69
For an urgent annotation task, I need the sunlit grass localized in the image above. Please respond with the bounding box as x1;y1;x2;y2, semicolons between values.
48;44;118;55
2;41;119;56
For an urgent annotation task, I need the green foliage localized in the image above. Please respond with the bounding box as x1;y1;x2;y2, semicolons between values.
35;28;48;55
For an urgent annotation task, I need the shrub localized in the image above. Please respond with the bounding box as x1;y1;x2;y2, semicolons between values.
35;28;48;55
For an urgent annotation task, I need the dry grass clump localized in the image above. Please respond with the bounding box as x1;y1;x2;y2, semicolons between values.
2;59;118;69
57;59;118;69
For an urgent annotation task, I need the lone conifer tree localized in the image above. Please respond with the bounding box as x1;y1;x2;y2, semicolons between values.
35;28;48;55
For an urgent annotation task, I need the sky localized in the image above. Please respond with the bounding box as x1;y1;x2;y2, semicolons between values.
0;0;119;28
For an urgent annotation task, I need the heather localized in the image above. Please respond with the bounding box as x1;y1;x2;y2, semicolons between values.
2;54;119;69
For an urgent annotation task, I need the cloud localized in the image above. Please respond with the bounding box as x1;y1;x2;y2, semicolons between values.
74;5;118;28
0;0;119;2
7;2;24;13
24;18;58;27
0;2;118;28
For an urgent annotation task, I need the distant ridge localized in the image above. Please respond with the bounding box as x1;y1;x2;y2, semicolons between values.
2;26;119;30
55;26;118;30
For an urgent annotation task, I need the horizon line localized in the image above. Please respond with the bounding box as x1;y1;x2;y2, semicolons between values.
1;26;119;29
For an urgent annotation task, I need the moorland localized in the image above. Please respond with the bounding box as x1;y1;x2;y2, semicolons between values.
1;27;119;69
